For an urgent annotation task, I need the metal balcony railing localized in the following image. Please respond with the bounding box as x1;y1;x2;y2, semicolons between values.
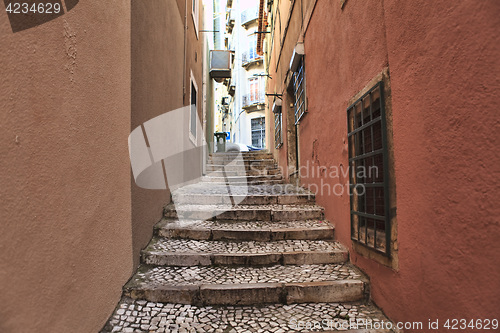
242;51;263;67
242;92;265;108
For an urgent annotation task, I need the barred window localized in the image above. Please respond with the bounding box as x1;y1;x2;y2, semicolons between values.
274;111;282;149
293;59;306;124
347;82;390;255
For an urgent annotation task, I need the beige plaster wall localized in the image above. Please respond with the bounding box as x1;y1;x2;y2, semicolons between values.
0;1;133;332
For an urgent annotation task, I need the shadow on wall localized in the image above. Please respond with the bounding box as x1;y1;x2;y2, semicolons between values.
3;0;79;32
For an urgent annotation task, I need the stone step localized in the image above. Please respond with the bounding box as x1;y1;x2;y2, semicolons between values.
154;219;334;241
164;204;324;221
201;174;283;183
173;183;313;195
101;298;393;333
206;163;277;171
200;179;285;186
141;238;348;266
209;152;272;158
206;168;281;177
207;159;276;167
172;183;315;205
208;156;275;163
124;264;366;305
173;193;314;206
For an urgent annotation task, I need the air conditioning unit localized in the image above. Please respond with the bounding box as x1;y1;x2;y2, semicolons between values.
290;42;305;72
210;50;233;81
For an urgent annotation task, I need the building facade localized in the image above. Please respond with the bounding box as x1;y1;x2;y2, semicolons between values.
262;0;500;329
225;0;267;149
0;0;205;332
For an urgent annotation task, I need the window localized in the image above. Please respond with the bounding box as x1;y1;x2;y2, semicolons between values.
251;117;265;148
248;34;257;59
242;34;261;65
347;82;390;255
249;77;258;102
192;0;199;38
293;58;306;124
243;78;264;108
190;80;197;139
274;110;282;149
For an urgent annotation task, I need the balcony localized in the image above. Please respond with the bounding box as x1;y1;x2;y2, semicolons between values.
242;51;263;69
242;92;265;112
241;7;258;27
226;9;235;33
210;50;233;82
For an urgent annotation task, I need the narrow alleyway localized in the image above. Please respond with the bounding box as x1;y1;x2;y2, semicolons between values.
101;152;393;333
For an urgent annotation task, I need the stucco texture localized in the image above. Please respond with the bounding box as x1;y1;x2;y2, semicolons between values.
0;1;132;332
301;0;500;329
130;0;203;268
131;0;184;269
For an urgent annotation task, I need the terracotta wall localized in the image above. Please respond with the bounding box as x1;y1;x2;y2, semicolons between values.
265;0;315;178
270;0;500;330
0;1;132;332
374;0;500;326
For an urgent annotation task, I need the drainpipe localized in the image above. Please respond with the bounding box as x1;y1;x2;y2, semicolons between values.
183;0;188;103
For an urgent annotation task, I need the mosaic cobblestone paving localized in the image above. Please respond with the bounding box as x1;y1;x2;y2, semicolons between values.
157;219;332;231
132;264;362;287
102;299;391;333
173;184;314;196
146;239;344;254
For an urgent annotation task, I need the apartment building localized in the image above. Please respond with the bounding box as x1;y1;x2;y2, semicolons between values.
225;0;266;149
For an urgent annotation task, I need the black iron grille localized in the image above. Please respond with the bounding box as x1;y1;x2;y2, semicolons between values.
347;81;391;255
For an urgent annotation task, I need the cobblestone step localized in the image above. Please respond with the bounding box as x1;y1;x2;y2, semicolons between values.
200;179;285;186
206;168;281;177
209;154;273;161
141;238;348;266
123;264;366;305
207;159;277;166
164;204;324;221
173;183;314;196
154;219;334;241
209;152;272;158
202;174;284;183
206;164;278;172
101;298;393;333
208;156;275;164
172;193;314;206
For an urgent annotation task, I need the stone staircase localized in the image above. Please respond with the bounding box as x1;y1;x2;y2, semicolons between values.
101;152;393;333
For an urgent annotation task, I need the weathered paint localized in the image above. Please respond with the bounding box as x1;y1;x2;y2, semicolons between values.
268;0;500;329
0;1;132;332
